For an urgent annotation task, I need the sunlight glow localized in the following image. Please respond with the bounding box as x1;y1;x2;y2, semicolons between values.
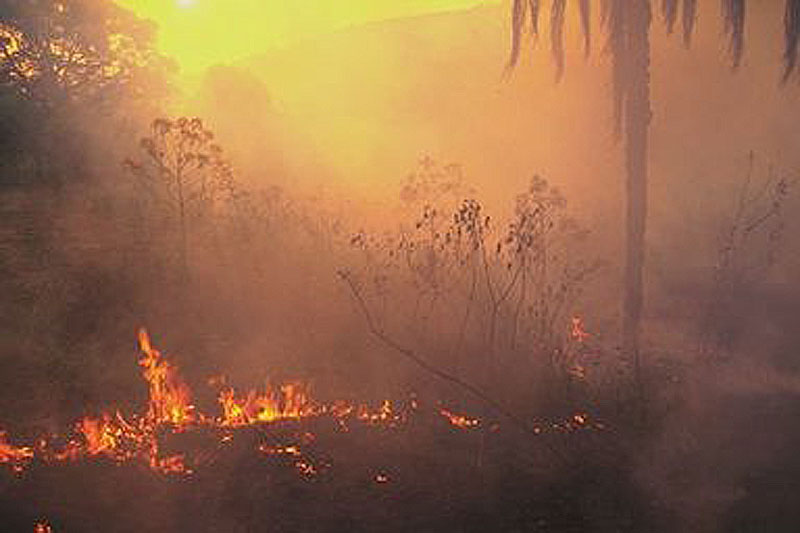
118;0;498;73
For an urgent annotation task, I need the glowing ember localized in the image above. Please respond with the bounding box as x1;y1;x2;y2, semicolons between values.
357;400;405;427
33;520;52;533
294;460;317;477
259;444;302;457
570;316;591;343
439;407;480;429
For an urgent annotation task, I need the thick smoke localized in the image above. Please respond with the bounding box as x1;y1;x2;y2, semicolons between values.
2;1;800;531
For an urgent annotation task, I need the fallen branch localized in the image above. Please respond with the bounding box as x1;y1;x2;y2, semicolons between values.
337;269;567;464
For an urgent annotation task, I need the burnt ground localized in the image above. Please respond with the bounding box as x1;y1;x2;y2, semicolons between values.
0;413;657;533
4;390;800;533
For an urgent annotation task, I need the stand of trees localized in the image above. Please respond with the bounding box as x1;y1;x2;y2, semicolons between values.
508;0;800;383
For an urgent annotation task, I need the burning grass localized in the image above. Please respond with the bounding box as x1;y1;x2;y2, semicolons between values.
0;329;600;479
0;329;628;532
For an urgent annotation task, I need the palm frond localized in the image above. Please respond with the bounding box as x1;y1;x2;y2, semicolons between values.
784;0;800;80
600;0;611;28
662;0;678;34
508;0;528;69
682;0;697;46
579;0;591;56
530;0;541;35
507;0;542;71
551;0;567;81
722;0;746;68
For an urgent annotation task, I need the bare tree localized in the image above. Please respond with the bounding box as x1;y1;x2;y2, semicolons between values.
125;117;236;278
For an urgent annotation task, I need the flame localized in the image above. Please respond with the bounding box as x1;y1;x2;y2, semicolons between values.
0;25;23;56
0;328;603;480
33;520;53;533
138;329;194;426
0;431;33;474
218;382;316;426
78;415;120;455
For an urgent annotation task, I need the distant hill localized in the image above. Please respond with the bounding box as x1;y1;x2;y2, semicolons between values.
194;4;614;207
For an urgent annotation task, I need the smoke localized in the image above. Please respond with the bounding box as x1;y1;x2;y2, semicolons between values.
2;1;800;530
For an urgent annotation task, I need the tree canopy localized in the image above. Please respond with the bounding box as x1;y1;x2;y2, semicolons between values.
509;0;800;81
0;0;172;107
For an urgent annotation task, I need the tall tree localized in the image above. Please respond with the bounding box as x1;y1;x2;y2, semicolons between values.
508;0;800;381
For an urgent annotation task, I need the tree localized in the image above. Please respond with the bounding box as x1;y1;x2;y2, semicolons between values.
0;0;171;187
0;0;169;106
125;117;237;279
508;0;800;386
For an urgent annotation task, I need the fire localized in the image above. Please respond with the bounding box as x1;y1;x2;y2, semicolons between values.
439;407;480;429
138;329;194;426
154;454;191;475
529;412;601;435
0;431;33;474
0;328;604;480
78;415;120;455
33;520;52;533
357;400;404;426
218;382;316;426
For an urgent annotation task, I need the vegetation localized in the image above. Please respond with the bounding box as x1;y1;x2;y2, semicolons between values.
0;1;798;532
508;0;800;385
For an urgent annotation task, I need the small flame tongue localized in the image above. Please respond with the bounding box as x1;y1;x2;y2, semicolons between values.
218;381;315;427
0;431;34;474
33;520;52;533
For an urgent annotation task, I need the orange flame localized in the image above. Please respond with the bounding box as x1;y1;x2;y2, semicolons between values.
78;415;119;456
138;329;194;426
33;520;53;533
0;431;33;474
218;382;316;426
0;328;602;480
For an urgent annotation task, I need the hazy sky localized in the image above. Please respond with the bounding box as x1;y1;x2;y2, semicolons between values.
118;0;499;72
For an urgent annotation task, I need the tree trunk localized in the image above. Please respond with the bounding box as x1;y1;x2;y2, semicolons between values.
622;1;652;386
176;170;189;281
